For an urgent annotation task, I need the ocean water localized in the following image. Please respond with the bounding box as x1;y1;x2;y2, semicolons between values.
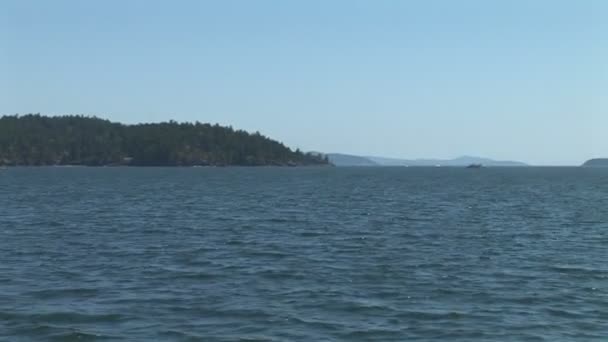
0;167;606;341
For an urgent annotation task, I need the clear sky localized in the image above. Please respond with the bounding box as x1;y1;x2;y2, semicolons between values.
1;0;607;165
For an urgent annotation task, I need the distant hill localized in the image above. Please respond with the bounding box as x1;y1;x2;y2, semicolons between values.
326;153;378;166
367;155;527;167
0;114;329;167
332;154;527;167
436;156;528;167
581;158;608;167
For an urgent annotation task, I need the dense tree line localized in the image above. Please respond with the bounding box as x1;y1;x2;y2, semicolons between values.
0;114;329;166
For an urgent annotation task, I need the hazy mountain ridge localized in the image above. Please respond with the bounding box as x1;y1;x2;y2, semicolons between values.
326;153;378;166
328;153;527;167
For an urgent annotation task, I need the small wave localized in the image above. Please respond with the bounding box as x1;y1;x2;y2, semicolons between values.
545;308;584;319
548;265;606;276
158;329;203;340
287;316;345;331
240;249;290;258
5;324;119;342
25;288;100;299
298;231;326;238
48;330;116;341
23;312;126;324
396;310;473;321
337;327;407;340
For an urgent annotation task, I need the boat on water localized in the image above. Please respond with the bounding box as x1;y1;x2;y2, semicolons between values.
466;163;482;169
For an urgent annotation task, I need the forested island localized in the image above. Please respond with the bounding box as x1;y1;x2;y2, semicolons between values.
0;114;329;167
581;158;608;167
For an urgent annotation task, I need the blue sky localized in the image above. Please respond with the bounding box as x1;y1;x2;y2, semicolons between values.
1;0;606;165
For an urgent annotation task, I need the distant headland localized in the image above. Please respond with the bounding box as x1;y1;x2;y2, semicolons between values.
581;158;608;167
0;114;329;167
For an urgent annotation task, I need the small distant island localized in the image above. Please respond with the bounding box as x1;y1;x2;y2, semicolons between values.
581;158;608;167
0;114;329;167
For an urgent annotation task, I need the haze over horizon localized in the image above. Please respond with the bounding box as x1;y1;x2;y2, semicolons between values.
2;0;606;166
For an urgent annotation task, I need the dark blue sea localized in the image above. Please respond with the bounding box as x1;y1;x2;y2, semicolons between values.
0;167;606;341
